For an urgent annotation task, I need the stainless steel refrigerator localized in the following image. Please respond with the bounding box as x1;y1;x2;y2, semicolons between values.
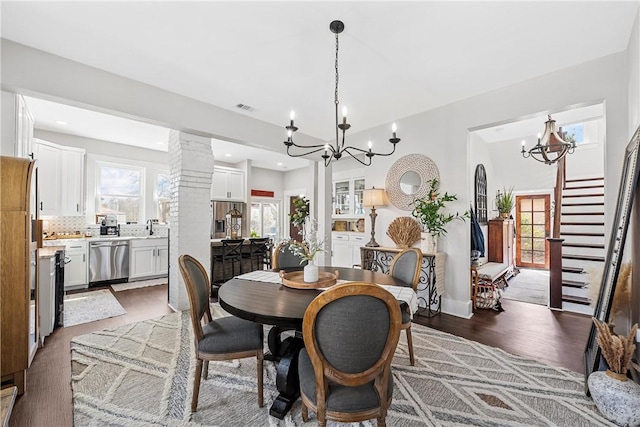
211;201;246;238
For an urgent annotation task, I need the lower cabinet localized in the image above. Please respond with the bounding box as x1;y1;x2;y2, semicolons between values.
331;233;366;268
130;238;169;280
64;241;88;289
38;256;56;342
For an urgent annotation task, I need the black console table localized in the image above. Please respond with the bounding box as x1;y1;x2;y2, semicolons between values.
360;246;445;317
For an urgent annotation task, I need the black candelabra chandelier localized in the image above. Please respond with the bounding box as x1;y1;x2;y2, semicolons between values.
284;20;400;167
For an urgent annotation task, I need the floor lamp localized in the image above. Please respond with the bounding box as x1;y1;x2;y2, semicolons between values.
363;187;387;247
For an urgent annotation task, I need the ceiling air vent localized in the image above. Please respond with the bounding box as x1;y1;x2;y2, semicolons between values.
235;103;255;112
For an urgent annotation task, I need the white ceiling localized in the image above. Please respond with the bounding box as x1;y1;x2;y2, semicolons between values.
2;2;638;157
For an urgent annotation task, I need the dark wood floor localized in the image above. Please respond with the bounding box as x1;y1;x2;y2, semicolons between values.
8;285;591;427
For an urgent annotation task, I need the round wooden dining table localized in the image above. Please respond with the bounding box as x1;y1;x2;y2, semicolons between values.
218;266;406;419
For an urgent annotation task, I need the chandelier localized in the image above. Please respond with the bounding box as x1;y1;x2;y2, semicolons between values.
284;20;400;167
521;115;576;165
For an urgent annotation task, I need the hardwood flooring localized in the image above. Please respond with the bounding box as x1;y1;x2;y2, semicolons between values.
7;285;591;427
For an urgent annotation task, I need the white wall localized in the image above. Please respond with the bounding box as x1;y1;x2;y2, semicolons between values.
629;10;640;136
251;167;284;201
1;91;17;156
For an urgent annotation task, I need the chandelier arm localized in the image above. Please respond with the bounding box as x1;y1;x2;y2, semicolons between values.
288;140;332;150
343;149;372;166
286;146;328;158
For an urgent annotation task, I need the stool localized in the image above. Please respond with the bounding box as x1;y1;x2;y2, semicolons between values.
212;239;245;284
243;238;271;271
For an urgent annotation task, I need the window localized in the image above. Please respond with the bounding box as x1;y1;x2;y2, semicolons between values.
559;123;583;144
156;172;170;223
251;200;280;239
97;163;143;223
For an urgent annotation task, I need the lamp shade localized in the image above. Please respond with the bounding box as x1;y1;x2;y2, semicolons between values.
363;188;387;207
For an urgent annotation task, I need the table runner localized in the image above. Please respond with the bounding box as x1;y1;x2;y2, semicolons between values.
235;271;418;317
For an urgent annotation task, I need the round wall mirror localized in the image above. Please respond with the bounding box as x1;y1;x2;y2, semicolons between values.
399;171;421;195
385;154;439;210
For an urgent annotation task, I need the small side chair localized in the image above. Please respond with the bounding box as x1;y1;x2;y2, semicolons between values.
178;254;264;412
272;241;308;269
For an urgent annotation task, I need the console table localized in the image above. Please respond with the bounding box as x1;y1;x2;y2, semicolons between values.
360;246;445;317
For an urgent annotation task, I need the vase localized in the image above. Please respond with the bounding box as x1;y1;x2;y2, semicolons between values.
500;212;510;219
303;260;319;283
421;232;437;253
588;370;640;426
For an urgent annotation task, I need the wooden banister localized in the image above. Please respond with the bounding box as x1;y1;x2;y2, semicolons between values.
553;157;565;238
549;157;566;310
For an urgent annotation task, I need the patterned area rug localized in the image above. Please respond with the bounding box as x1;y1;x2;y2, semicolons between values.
64;289;126;327
502;268;549;306
71;309;612;426
111;277;167;292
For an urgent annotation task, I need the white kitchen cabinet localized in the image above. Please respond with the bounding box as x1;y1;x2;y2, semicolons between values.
211;166;245;201
331;233;367;267
350;234;366;266
33;139;85;216
64;241;88;289
34;141;61;215
38;256;56;342
332;177;365;218
130;238;169;280
15;95;34;159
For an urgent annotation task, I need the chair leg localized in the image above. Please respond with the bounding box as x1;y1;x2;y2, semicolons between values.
257;350;264;408
377;416;387;427
202;360;209;379
301;402;309;422
192;359;203;412
406;326;415;366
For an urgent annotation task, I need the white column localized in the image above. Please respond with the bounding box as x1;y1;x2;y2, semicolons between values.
168;130;214;311
317;162;332;266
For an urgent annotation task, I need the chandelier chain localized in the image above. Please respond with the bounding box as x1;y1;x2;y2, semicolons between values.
334;32;339;106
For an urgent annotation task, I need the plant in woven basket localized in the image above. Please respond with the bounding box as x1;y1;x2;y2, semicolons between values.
592;318;638;376
386;216;422;248
410;178;468;238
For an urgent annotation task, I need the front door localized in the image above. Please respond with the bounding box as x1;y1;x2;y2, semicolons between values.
516;194;550;269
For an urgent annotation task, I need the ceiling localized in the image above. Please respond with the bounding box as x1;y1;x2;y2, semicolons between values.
2;2;638;156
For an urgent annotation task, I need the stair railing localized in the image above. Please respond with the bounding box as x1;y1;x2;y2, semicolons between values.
549;156;566;309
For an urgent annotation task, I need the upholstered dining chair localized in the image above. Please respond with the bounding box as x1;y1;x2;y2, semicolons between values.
298;282;402;427
389;248;422;366
178;254;264;412
272;241;308;269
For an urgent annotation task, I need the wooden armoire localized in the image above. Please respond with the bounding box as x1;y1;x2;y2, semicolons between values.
488;219;515;269
1;156;39;394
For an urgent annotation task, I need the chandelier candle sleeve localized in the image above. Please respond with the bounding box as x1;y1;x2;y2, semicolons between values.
283;20;400;167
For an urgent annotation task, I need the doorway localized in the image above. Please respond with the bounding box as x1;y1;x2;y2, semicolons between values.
515;194;550;269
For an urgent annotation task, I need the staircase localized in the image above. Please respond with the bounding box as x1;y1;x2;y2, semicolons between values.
559;176;605;315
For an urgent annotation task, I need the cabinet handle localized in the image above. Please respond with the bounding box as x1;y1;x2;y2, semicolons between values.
83;254;85;262
40;201;43;210
29;152;34;159
77;203;79;212
153;248;156;257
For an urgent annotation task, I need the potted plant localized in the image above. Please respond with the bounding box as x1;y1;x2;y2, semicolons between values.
289;218;325;282
496;187;514;219
289;196;310;236
411;179;468;253
588;319;640;426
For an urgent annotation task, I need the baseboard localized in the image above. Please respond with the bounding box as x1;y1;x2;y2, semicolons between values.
442;297;473;319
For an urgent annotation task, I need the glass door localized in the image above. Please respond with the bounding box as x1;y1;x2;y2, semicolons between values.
250;200;281;240
334;180;350;215
516;194;550;268
353;178;365;215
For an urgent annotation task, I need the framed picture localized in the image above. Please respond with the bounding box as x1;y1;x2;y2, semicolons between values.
95;214;107;225
584;126;640;393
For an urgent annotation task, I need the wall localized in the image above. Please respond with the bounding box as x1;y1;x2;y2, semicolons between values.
1;91;17;156
469;133;498;263
354;52;627;318
251;167;284;201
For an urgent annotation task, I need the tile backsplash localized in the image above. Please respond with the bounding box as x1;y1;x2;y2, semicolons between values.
43;216;169;238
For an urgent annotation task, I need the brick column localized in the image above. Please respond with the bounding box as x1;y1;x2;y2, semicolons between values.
168;130;214;311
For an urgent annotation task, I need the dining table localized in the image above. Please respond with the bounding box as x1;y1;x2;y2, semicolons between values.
218;266;415;419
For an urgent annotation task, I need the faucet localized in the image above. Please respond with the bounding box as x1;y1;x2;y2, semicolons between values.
146;219;154;236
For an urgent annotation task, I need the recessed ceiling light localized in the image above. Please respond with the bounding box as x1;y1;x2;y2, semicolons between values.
155;141;164;145
55;120;68;125
277;162;283;166
225;153;232;157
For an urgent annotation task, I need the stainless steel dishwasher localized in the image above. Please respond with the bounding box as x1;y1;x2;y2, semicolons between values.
89;240;130;284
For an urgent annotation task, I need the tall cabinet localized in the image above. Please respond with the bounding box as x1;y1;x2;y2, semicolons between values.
1;156;39;394
488;219;515;269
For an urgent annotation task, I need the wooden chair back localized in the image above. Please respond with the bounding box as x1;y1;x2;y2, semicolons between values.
178;254;212;345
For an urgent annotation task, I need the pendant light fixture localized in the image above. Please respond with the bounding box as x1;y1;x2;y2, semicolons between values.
284;20;400;167
521;115;576;165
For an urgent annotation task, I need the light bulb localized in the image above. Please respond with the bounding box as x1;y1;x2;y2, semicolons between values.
290;110;295;120
368;141;372;149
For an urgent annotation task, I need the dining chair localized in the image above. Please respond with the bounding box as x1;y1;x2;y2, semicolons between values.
178;254;264;412
212;238;245;284
272;241;308;269
299;282;401;427
389;248;422;366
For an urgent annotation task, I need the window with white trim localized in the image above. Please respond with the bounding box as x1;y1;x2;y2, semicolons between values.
96;162;143;223
251;199;281;239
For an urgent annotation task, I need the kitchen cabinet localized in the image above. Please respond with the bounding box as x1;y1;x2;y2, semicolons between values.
64;241;88;289
332;177;365;217
15;95;34;159
331;233;366;268
38;255;56;342
33;139;85;216
130;238;169;280
211;166;245;201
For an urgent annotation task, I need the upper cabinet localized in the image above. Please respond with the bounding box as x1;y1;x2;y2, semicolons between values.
1;93;34;158
211;166;245;201
34;139;86;216
15;95;34;159
332;176;365;218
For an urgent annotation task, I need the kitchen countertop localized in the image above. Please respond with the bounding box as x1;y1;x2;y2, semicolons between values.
44;235;168;243
38;246;65;258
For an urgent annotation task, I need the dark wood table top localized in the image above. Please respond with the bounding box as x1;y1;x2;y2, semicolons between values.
218;266;405;329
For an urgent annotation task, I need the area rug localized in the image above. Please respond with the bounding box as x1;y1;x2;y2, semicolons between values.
111;278;167;292
70;308;612;426
64;289;127;327
502;268;549;306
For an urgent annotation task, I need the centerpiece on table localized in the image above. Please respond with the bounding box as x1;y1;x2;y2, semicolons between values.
410;178;468;253
289;218;325;282
588;318;640;426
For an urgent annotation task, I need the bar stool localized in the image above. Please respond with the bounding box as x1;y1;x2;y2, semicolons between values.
212;239;245;284
244;238;271;271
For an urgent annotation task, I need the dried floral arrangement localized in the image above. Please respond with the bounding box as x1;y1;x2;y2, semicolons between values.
386;216;421;248
592;317;638;376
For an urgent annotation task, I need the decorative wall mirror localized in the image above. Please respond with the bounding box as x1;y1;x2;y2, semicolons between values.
474;164;488;225
385;154;439;210
584;126;640;392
